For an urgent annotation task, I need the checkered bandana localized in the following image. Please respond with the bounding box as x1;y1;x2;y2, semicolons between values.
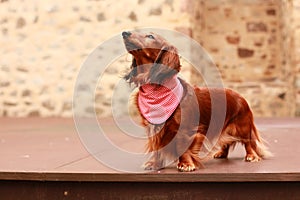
138;76;183;124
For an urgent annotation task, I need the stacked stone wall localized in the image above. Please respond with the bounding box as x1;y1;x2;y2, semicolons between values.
191;0;296;116
0;0;299;117
0;0;190;117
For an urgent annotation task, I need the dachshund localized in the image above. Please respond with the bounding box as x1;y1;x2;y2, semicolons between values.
122;31;272;172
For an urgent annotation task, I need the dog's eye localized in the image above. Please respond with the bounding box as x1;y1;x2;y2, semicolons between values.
146;35;155;39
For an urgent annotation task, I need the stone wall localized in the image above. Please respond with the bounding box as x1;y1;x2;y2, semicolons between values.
0;0;299;117
191;0;296;117
0;0;191;117
293;0;300;115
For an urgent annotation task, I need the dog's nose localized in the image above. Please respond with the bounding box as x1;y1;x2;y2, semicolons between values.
122;31;131;39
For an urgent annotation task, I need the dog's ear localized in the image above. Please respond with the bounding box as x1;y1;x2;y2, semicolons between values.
124;58;137;83
149;45;180;84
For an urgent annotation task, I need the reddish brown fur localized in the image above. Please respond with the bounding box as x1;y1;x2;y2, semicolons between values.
122;31;271;172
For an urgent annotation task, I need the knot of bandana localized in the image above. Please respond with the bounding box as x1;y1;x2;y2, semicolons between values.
138;76;183;124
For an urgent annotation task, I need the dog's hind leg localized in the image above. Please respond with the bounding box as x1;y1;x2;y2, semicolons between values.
237;120;262;162
244;124;272;161
213;123;238;159
244;140;261;162
213;144;230;159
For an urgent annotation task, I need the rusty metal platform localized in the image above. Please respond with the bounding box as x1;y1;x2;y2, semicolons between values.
0;117;300;199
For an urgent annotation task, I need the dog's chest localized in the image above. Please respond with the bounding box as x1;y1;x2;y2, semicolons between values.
137;77;183;124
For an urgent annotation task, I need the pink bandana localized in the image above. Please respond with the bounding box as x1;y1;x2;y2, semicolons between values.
138;76;183;124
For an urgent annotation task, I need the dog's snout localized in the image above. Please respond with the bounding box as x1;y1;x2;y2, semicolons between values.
122;31;131;39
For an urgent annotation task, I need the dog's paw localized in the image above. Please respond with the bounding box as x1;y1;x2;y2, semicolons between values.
143;161;163;171
245;154;261;162
143;161;156;170
213;150;228;159
177;162;196;172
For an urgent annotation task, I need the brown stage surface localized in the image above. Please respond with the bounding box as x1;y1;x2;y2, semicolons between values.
0;117;300;199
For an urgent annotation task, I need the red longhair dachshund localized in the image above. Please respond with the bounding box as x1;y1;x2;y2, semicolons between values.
122;31;272;172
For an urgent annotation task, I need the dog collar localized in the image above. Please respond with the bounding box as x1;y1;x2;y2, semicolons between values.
138;76;183;124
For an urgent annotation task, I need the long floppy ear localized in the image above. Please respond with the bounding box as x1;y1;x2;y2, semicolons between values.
149;45;181;84
123;58;137;84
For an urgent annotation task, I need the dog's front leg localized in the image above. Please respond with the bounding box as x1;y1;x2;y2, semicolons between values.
143;123;165;170
143;151;164;170
177;132;205;172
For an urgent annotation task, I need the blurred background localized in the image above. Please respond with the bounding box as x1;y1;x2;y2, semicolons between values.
0;0;299;118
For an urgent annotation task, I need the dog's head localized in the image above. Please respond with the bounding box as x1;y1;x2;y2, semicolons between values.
122;31;181;85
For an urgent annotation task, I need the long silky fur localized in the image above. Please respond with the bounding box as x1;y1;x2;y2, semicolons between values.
203;126;273;161
122;31;272;172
